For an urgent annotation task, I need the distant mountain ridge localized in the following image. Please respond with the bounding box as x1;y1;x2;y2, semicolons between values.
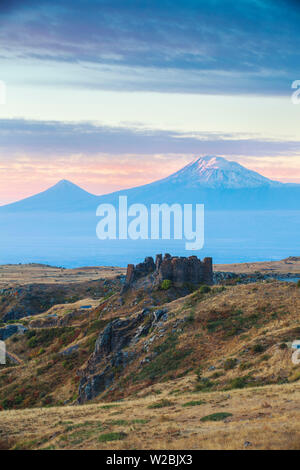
0;179;98;212
0;156;299;211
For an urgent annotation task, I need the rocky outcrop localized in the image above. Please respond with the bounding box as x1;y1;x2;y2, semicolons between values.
60;344;79;356
124;257;156;285
0;278;122;322
0;324;28;341
123;253;213;291
77;307;169;403
29;309;90;329
213;271;300;284
78;310;148;402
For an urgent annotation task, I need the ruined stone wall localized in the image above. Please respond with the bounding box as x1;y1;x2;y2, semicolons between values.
124;257;155;285
124;253;213;288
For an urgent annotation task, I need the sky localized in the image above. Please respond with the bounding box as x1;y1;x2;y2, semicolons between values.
0;0;300;204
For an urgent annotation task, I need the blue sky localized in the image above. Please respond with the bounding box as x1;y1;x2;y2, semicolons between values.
0;0;300;202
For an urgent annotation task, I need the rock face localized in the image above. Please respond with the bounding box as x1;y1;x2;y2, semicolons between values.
125;257;156;285
213;271;299;284
123;253;213;290
77;307;169;403
78;311;148;403
0;279;122;322
0;324;28;341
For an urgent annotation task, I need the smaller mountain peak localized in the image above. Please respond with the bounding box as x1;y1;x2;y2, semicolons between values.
44;179;94;197
53;179;76;187
48;179;90;192
58;179;70;184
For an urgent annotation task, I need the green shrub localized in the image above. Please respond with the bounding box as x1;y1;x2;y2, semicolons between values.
206;309;260;338
160;279;172;290
297;280;300;288
198;285;211;294
98;432;127;443
279;343;287;350
252;344;265;354
289;370;300;383
27;337;38;348
26;327;77;349
194;378;215;392
26;330;36;339
224;358;237;370
210;371;223;379
229;376;248;389
135;334;192;382
182;400;205;407
107;419;129;426
186;311;195;323
99;404;120;410
200;412;232;422
87;319;109;334
148;399;173;409
239;362;252;371
36;363;53;375
195;367;202;380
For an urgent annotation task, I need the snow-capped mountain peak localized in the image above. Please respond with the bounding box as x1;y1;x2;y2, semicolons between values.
164;156;282;189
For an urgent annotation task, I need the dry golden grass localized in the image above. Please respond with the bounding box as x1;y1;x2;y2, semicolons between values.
104;281;300;400
0;264;126;287
2;281;299;410
0;381;299;450
1;273;300;450
214;257;300;274
28;297;101;323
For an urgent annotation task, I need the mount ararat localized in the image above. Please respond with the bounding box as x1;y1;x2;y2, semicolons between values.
1;156;299;212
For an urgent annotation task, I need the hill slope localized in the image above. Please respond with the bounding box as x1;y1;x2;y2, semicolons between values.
1;382;300;450
0;276;300;450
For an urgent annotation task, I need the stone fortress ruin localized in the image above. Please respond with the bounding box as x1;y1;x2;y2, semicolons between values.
124;253;213;289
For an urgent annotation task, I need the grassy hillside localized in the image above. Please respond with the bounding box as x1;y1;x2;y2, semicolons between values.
0;274;300;449
214;256;300;275
1;382;299;450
